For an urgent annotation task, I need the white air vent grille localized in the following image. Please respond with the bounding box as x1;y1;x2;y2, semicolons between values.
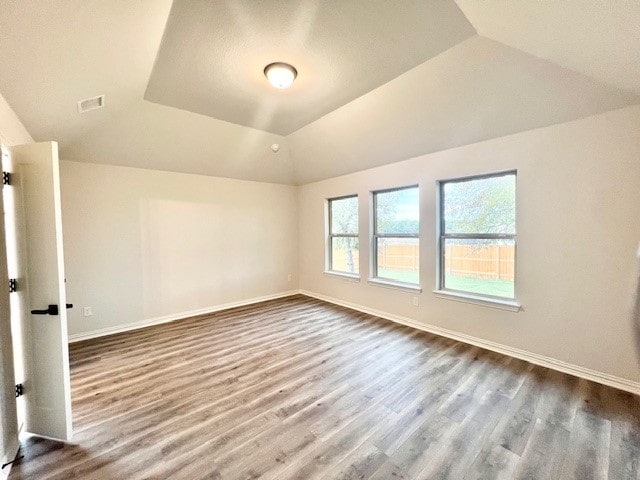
77;95;105;113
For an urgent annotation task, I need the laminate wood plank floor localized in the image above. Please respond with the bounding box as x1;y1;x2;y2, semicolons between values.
8;295;640;480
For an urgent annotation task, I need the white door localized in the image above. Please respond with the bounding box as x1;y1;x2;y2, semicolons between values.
3;141;72;441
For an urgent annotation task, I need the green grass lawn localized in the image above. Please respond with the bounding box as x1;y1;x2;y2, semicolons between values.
445;274;514;298
377;268;514;298
378;268;419;285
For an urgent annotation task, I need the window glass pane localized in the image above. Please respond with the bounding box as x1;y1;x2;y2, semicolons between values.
331;237;359;274
443;238;515;298
376;237;419;284
375;187;419;234
443;174;515;234
330;196;358;234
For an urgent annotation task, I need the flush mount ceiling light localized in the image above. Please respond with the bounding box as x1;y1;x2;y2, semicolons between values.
264;62;297;89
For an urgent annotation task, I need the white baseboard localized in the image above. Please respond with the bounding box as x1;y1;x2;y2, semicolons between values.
68;291;300;343
1;436;20;480
300;289;640;396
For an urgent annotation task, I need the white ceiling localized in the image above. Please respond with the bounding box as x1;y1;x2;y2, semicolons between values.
455;0;640;96
0;1;638;185
145;0;475;135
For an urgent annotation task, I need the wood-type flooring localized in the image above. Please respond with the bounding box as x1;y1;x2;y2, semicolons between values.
8;295;640;479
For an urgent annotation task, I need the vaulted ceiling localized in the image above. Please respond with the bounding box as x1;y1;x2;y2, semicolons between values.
0;1;638;185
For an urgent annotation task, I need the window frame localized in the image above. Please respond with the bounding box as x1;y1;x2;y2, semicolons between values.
326;194;359;277
371;184;420;288
436;170;517;303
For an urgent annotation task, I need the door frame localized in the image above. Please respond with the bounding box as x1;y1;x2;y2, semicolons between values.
0;139;20;474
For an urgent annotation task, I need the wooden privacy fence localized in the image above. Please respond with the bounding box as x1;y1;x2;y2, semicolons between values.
333;243;515;281
444;244;514;281
377;243;419;273
332;247;359;272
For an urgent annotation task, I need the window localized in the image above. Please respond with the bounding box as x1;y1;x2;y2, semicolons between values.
327;195;359;275
372;186;419;286
438;171;516;300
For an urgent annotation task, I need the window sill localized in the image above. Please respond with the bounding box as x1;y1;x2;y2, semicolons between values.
324;271;361;282
368;278;422;293
433;289;521;312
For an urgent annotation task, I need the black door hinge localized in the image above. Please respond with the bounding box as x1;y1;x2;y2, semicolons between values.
2;172;10;186
15;383;23;398
9;278;17;293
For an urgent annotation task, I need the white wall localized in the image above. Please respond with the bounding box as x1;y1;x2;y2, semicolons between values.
60;161;298;338
298;105;640;385
0;93;32;146
0;92;31;478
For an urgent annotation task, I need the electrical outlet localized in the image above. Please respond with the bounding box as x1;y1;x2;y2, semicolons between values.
412;296;420;307
83;306;93;317
287;274;292;282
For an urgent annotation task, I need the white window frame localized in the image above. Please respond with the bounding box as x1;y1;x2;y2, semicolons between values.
370;185;420;289
436;170;518;308
326;194;359;277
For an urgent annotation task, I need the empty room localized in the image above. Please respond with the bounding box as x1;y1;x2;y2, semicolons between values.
0;1;639;479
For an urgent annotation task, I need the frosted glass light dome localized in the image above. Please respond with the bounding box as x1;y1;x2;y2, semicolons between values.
264;62;297;89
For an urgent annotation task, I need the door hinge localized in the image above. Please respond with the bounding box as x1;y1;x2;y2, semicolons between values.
15;383;23;398
9;278;17;293
2;171;10;186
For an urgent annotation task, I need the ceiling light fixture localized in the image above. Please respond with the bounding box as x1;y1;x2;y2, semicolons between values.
264;62;297;89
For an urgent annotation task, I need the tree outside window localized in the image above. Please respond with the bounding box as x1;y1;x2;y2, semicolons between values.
439;172;516;299
327;195;359;275
373;186;419;285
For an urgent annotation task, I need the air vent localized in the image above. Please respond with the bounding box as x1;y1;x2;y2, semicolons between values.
77;95;105;113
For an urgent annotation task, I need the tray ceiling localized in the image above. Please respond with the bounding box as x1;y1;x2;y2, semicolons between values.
144;0;476;135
